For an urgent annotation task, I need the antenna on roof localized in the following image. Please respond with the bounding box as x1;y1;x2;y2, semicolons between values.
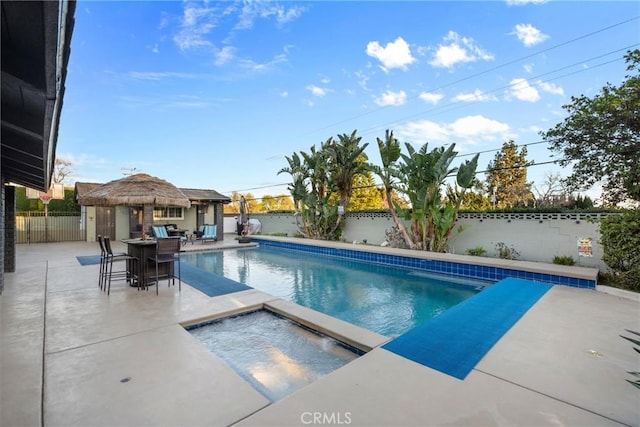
121;167;140;176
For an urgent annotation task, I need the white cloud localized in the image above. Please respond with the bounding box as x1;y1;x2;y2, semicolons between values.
452;89;497;103
151;44;159;54
280;91;289;98
236;2;305;29
512;24;549;47
398;120;449;143
419;92;444;104
214;46;236;66
173;3;218;51
238;51;288;72
506;0;547;5
355;71;370;91
523;63;534;73
128;71;196;81
306;85;327;97
429;31;494;69
397;115;510;147
508;78;540;102
449;115;510;139
169;101;210;109
537;81;564;96
374;90;407;106
366;37;416;72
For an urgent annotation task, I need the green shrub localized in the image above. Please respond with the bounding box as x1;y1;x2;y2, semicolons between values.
466;246;486;256
599;210;640;291
553;255;576;266
495;242;520;260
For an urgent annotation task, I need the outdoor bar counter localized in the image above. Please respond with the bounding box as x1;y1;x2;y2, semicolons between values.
122;238;177;289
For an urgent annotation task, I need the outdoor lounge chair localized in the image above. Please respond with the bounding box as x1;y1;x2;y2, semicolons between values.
152;225;169;238
153;225;187;245
200;224;217;243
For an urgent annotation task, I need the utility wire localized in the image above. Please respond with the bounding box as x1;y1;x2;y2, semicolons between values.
231;159;563;203
358;49;636;138
264;44;637;164
296;16;639;139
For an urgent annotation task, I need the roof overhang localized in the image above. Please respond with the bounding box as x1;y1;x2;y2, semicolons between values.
1;1;76;191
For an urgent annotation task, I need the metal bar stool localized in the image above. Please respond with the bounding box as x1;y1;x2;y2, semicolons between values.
102;236;138;295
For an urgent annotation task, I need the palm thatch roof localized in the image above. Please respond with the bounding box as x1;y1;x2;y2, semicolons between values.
77;173;191;208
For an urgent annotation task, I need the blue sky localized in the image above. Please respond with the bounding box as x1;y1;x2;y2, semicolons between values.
57;0;639;201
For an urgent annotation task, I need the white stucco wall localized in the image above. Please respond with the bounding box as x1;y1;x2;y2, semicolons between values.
239;212;611;270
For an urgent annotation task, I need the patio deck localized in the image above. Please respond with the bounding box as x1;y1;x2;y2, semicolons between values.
1;237;638;426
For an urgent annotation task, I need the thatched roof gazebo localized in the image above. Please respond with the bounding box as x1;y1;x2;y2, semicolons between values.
77;173;191;235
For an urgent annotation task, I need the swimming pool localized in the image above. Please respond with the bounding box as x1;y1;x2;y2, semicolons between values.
182;245;490;337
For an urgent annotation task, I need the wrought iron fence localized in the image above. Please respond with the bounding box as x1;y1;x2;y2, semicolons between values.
16;211;86;243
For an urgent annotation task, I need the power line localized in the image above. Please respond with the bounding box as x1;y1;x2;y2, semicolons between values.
295;16;639;139
357;48;636;138
264;44;637;166
235;158;564;203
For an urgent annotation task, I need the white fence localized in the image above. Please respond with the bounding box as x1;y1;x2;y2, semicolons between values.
226;212;611;270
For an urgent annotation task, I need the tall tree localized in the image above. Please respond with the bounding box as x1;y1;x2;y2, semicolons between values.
485;140;534;208
350;171;384;210
460;190;492;211
541;49;640;205
260;194;295;211
278;130;369;240
52;157;73;184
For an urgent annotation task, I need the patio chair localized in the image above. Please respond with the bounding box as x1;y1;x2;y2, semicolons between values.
147;237;181;294
152;225;169;238
200;224;217;243
102;236;138;295
153;225;188;245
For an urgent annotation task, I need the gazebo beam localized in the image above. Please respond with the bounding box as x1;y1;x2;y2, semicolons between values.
143;205;154;236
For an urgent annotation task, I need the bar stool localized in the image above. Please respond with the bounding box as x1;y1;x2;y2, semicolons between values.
102;236;138;295
147;237;181;295
97;235;107;290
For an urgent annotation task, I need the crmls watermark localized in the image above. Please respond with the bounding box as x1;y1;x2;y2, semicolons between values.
300;411;352;425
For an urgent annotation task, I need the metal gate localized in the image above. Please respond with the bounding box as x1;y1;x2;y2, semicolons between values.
16;211;86;243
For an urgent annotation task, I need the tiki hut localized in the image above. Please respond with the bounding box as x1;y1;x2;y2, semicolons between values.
78;173;191;235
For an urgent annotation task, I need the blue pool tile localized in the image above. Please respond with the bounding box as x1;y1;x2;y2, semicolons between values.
254;238;590;290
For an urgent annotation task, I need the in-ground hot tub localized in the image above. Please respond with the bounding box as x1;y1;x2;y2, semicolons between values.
186;309;362;402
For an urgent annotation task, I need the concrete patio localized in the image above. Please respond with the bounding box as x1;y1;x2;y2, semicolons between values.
1;237;638;426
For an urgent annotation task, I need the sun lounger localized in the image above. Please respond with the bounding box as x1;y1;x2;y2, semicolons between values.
200;224;217;243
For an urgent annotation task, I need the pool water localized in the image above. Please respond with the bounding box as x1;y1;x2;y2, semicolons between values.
182;246;486;337
187;310;361;402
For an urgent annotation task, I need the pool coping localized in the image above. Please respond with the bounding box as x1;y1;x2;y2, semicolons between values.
249;235;599;288
180;292;390;353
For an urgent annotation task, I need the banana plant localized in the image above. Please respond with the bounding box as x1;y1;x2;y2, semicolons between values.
370;130;416;249
373;130;479;252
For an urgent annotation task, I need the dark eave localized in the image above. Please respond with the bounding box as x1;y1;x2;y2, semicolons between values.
180;188;232;204
1;1;76;191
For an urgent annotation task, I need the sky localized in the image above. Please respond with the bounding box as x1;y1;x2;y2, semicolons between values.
57;0;640;202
